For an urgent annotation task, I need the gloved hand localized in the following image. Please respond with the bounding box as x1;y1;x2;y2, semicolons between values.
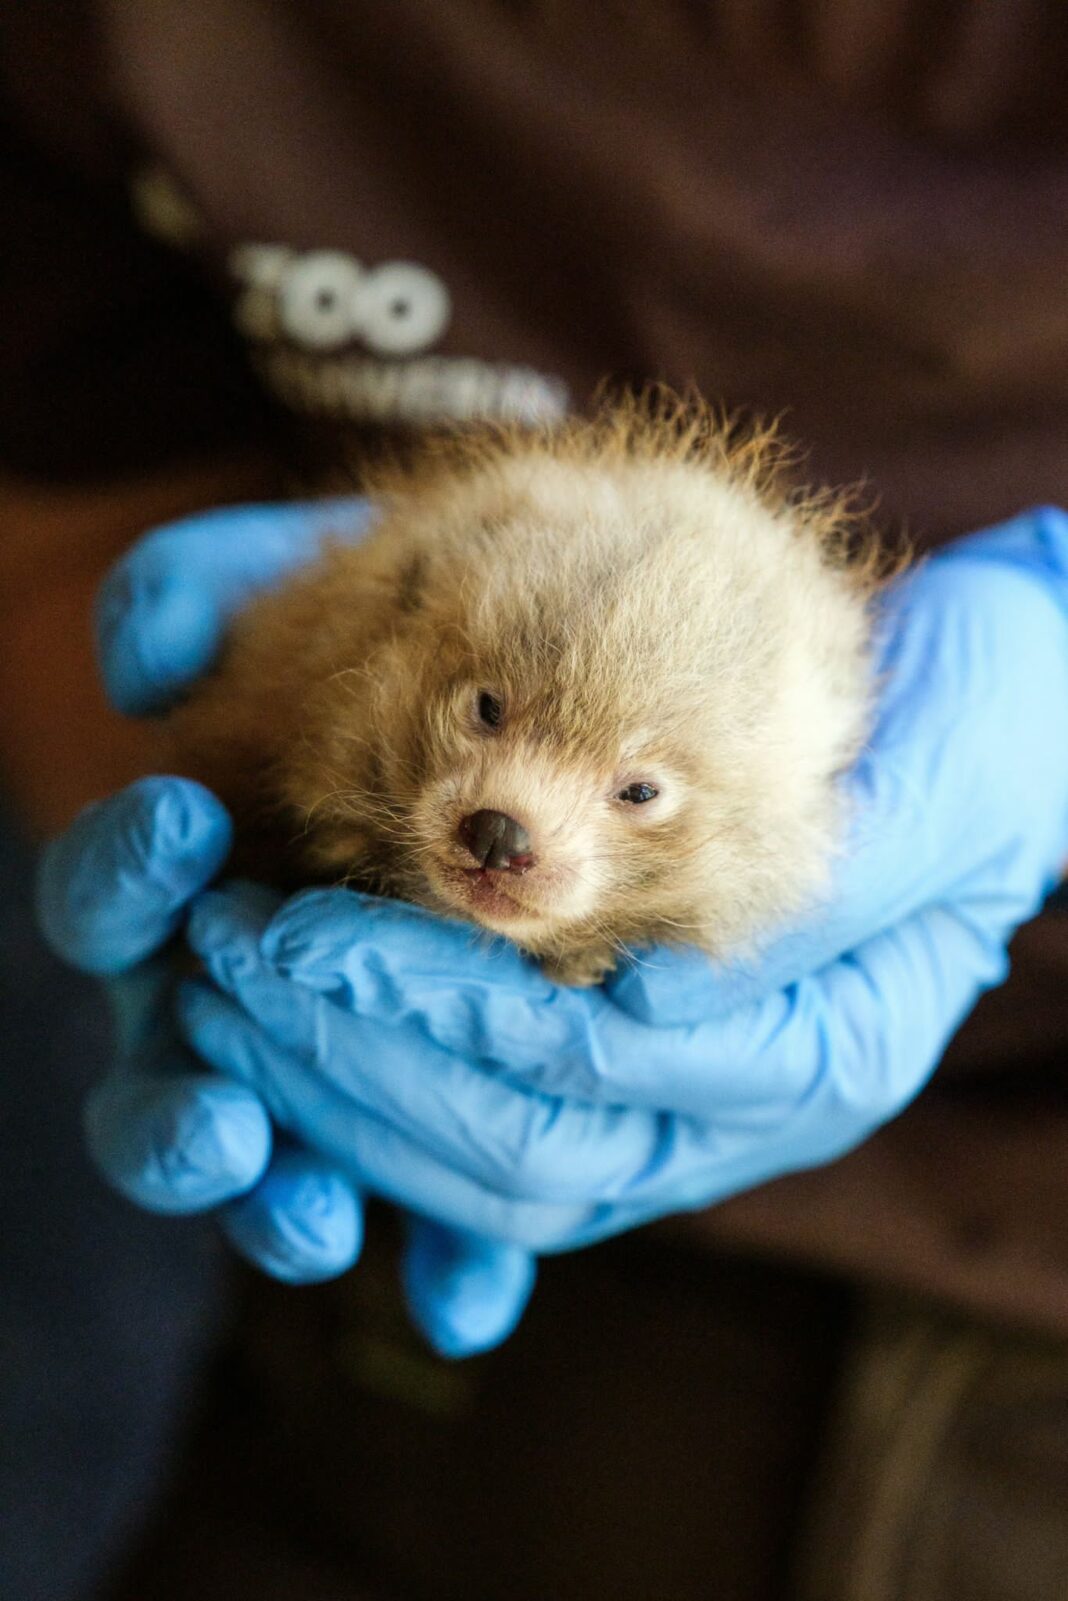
163;509;1068;1249
37;500;535;1356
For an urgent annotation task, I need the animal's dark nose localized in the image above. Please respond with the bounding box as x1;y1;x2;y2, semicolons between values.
459;810;534;871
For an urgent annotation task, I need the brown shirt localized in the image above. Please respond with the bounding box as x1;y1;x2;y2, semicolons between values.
4;0;1068;1320
5;2;1068;533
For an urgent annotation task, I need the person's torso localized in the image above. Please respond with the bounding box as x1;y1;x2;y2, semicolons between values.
12;0;1068;541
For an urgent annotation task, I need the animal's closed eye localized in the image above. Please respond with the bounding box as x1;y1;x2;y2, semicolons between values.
478;691;504;729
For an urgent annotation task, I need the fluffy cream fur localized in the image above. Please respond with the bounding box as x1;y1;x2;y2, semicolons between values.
169;397;889;984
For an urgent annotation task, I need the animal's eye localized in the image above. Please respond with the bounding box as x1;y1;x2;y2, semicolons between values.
618;783;659;804
478;691;504;729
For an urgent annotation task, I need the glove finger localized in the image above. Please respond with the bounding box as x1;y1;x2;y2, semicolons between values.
96;497;375;714
261;885;609;1071
402;1218;537;1358
180;925;664;1205
174;981;596;1249
249;885;828;1114
263;886;540;1007
84;1065;273;1214
181;896;1010;1231
167;966;808;1248
643;903;1012;1199
37;777;232;974
220;1146;363;1284
524;899;1009;1121
226;874;997;1128
515;904;1015;1224
240;890;1003;1132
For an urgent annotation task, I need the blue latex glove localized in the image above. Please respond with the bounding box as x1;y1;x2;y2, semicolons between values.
166;509;1068;1249
37;501;535;1354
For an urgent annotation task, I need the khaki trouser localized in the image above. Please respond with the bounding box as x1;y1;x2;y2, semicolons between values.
799;1298;1068;1601
109;1237;1068;1601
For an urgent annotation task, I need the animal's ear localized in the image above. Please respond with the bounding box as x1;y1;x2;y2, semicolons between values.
394;551;427;614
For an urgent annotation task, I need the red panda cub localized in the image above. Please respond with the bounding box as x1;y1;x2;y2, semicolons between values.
169;398;887;985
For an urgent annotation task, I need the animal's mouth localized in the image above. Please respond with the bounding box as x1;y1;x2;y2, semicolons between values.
418;826;598;937
422;855;550;933
449;865;533;923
